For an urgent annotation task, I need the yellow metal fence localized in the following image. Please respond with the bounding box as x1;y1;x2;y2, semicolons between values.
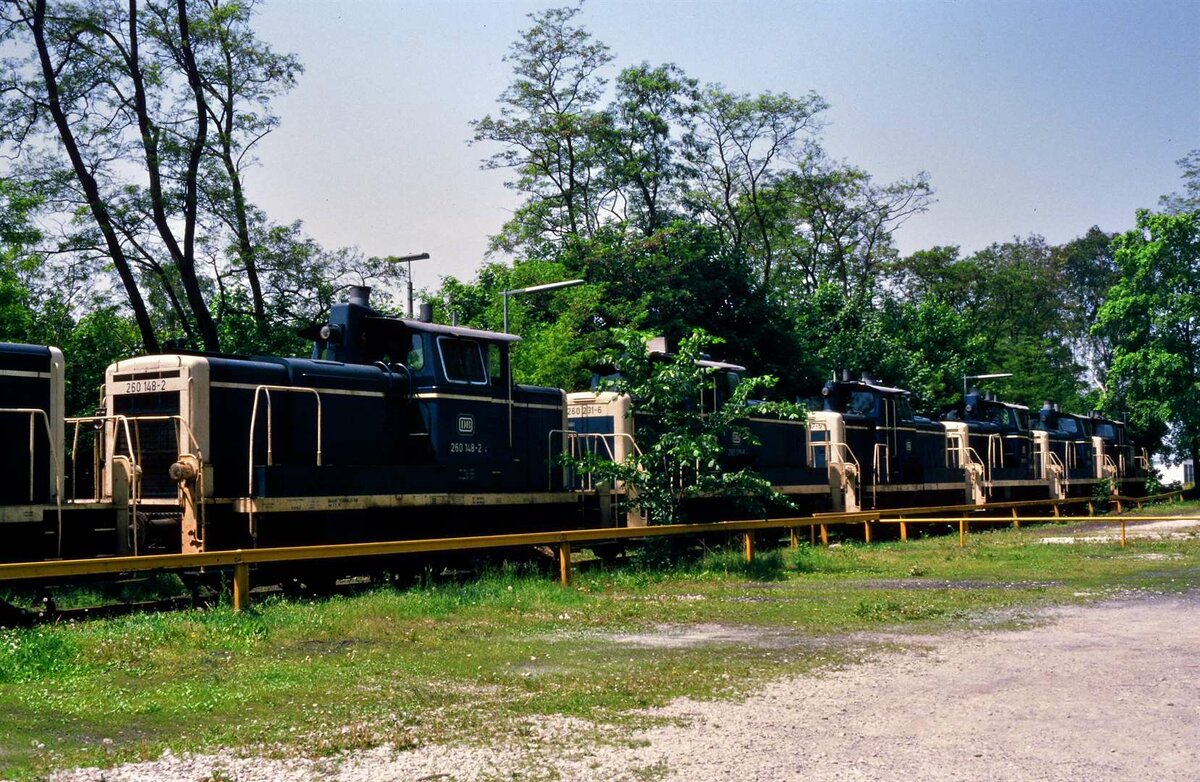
0;491;1188;612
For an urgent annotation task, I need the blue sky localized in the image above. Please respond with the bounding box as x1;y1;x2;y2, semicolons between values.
250;0;1200;287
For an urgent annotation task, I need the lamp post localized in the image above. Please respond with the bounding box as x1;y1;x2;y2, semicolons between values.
501;278;584;333
963;372;1014;398
391;253;430;318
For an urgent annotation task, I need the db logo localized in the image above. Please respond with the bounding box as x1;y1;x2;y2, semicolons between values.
457;414;475;435
731;431;743;445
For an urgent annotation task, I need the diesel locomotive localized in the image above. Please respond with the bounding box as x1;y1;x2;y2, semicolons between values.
0;286;1149;563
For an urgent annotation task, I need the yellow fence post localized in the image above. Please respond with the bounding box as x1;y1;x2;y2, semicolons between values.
1012;507;1020;529
1120;519;1127;548
790;527;799;549
899;516;907;542
1053;503;1061;520
232;562;250;612
820;523;829;547
558;541;571;587
1115;498;1123;514
743;531;755;563
864;521;873;544
1087;501;1094;516
810;523;816;546
959;517;967;548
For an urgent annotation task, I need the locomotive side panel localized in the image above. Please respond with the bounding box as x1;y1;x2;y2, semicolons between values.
0;343;63;507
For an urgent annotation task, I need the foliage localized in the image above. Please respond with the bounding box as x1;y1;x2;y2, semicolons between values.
0;177;40;341
888;235;1090;410
470;4;613;254
1160;149;1200;215
570;328;790;523
0;0;373;354
1097;209;1200;464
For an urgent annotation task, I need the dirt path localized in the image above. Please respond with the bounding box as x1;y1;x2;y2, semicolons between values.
54;590;1200;782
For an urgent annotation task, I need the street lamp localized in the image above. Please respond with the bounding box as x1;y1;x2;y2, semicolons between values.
501;278;584;333
963;372;1014;398
390;253;430;318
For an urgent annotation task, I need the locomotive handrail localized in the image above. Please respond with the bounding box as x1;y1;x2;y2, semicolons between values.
0;408;64;556
247;385;324;496
806;431;861;474
65;414;206;555
1102;453;1120;481
872;442;889;508
987;433;1004;470
553;430;643;491
246;386;323;549
965;445;990;491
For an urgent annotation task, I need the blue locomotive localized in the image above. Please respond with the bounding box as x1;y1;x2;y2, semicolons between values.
98;286;578;554
0;291;1153;561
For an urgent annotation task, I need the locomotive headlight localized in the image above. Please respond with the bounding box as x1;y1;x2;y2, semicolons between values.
318;323;343;342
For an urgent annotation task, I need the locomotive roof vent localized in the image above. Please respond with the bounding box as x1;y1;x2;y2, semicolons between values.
418;302;434;323
860;372;873;383
841;368;851;381
349;285;371;308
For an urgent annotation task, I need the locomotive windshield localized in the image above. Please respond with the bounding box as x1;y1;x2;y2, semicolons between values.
846;390;876;417
438;337;488;384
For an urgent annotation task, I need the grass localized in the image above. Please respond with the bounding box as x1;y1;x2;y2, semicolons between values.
1;519;1198;780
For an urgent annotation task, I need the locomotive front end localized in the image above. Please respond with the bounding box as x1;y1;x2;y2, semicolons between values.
104;354;211;554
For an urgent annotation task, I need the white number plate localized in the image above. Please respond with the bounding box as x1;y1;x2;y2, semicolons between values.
568;404;608;417
121;377;184;395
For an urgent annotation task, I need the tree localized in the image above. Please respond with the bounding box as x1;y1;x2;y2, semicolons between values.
1160;149;1200;215
681;85;828;290
0;176;40;341
471;5;613;256
1054;226;1118;386
595;62;697;233
0;0;302;352
1097;209;1200;465
572;328;785;524
887;236;1086;409
770;156;933;301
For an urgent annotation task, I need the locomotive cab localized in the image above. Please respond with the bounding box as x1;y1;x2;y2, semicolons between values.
820;377;966;507
1087;413;1147;490
941;392;1034;486
1033;404;1095;485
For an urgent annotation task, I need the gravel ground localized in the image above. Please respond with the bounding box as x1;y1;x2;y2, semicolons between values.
52;590;1200;782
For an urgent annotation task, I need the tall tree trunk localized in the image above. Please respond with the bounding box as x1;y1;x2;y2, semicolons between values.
30;0;159;352
127;0;220;351
214;37;266;333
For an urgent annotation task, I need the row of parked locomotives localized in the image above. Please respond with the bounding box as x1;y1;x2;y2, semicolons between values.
0;286;1148;563
567;370;1149;517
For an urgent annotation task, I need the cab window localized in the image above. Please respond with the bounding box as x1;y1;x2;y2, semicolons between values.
407;334;426;372
846;391;876;417
438;337;487;384
488;344;503;383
